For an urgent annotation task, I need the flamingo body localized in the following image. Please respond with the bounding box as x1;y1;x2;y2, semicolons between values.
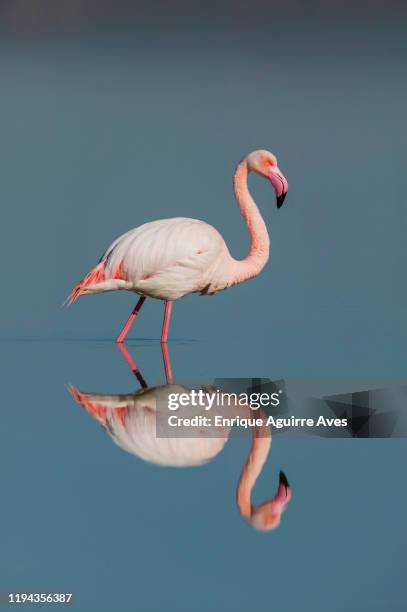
69;218;233;304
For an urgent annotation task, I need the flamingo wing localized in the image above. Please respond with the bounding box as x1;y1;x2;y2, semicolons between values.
102;217;231;299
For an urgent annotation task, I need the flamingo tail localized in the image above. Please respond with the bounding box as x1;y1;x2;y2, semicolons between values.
65;262;107;305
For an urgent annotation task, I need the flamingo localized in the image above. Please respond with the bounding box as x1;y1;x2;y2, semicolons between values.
67;346;292;531
67;150;288;342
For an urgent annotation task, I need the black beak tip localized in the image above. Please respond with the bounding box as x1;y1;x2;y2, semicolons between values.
279;470;290;488
277;192;287;209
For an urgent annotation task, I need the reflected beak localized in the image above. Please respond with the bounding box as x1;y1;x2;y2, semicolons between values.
269;166;288;208
274;470;292;506
279;470;290;489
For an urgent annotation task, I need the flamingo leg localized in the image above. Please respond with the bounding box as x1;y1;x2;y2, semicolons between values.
116;296;146;343
161;300;173;344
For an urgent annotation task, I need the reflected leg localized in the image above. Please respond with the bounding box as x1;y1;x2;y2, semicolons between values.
161;342;173;384
117;342;148;388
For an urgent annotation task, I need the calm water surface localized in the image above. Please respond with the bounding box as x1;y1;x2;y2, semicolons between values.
1;10;406;610
1;339;406;611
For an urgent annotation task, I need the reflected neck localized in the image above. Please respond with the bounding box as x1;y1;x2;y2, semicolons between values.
236;427;271;518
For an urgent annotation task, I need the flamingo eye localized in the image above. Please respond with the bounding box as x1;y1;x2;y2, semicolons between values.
264;158;276;169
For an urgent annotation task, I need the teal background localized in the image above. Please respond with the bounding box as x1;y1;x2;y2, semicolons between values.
1;2;406;610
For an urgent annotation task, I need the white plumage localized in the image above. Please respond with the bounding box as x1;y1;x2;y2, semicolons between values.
102;218;234;300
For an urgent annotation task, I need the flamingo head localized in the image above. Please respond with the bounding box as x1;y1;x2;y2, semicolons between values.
248;471;292;531
246;149;288;209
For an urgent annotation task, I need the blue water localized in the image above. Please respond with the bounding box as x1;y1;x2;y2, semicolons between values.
1;8;407;609
1;339;406;611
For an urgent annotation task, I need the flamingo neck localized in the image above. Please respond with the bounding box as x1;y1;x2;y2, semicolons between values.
231;160;270;284
236;427;271;518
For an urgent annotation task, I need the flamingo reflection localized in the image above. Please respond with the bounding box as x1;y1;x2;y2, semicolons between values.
68;344;291;531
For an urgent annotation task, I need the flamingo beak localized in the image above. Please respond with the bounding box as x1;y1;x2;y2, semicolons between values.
269;166;288;208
